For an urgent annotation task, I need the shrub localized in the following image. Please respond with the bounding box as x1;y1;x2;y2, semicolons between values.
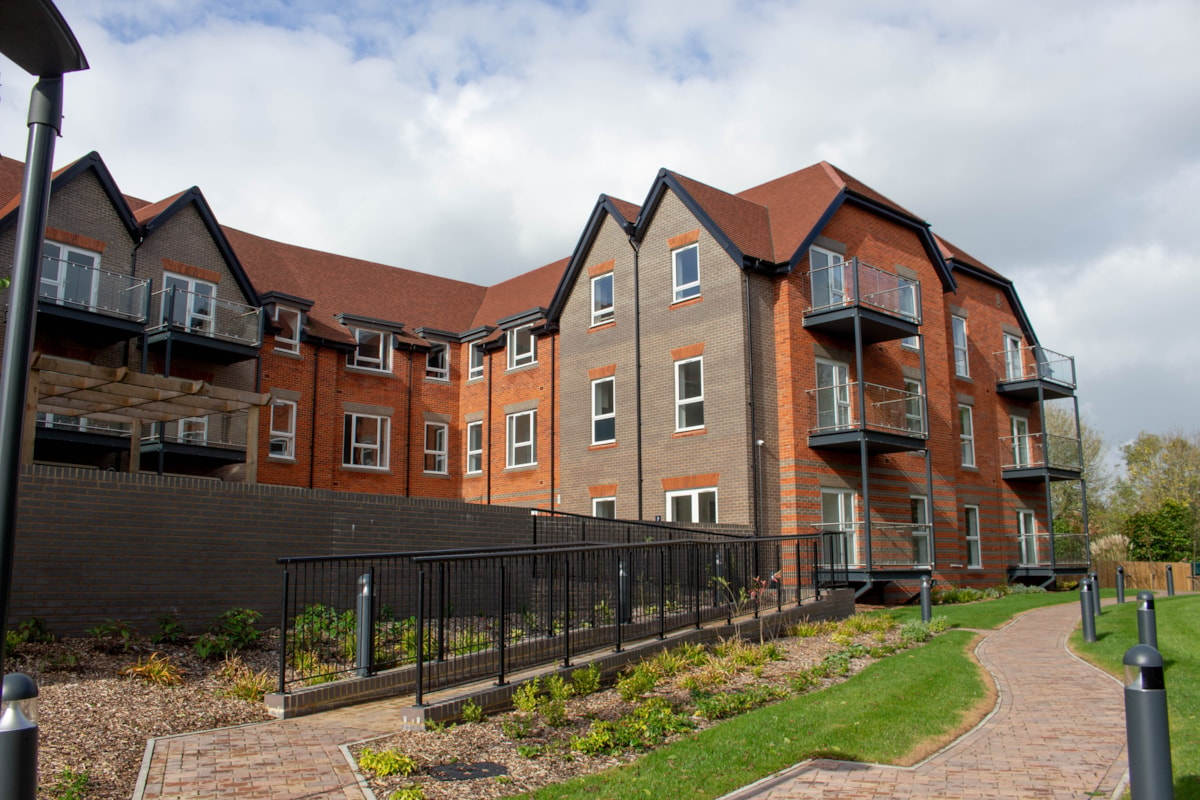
616;663;658;702
121;652;185;686
540;675;572;727
570;663;601;695
17;617;53;644
4;629;22;656
674;641;710;667
788;619;836;638
693;685;787;720
211;608;262;650
450;628;490;656
48;767;90;800
358;747;418;778
571;697;693;755
152;614;185;645
461;699;485;724
512;678;541;713
389;788;426;800
218;656;273;702
836;613;895;635
899;620;932;644
86;619;138;652
502;715;534;740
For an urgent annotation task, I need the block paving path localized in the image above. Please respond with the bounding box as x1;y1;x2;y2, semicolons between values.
135;601;1128;799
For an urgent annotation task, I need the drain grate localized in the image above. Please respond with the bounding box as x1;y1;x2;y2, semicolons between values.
427;761;509;781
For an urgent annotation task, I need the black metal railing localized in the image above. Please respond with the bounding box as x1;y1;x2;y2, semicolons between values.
276;532;836;698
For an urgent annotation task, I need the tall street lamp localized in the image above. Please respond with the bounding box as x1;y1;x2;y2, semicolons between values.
0;2;88;796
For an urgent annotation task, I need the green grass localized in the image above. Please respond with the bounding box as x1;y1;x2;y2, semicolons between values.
1071;593;1200;800
524;630;986;800
882;587;1081;630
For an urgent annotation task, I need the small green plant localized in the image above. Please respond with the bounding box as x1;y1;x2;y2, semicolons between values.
899;620;932;644
17;617;53;644
388;788;426;800
616;663;658;702
516;743;543;758
48;767;90;800
675;641;710;667
571;697;693;755
218;655;273;702
42;651;80;672
570;662;601;695
450;628;490;656
539;674;572;727
212;608;262;649
4;629;22;656
594;600;614;625
121;651;185;686
513;678;541;713
461;699;485;723
152;614;185;645
693;685;787;720
789;619;836;637
358;746;418;778
86;619;138;652
502;715;534;739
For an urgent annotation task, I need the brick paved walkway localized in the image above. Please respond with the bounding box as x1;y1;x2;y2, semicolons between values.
135;601;1128;800
721;601;1128;800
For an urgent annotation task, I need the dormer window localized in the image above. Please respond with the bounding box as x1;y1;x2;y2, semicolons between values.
347;327;391;372
508;325;536;369
672;244;700;302
41;241;99;310
273;305;302;354
591;272;614;325
468;341;485;381
162;272;216;333
426;342;449;380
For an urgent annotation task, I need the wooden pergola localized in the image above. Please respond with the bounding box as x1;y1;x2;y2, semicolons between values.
25;353;271;482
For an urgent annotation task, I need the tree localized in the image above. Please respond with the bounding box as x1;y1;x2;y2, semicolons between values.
1123;499;1195;562
1109;430;1200;558
1044;404;1111;534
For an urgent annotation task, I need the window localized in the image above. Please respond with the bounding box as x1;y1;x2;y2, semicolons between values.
821;488;857;567
675;357;704;431
1010;416;1031;467
162;272;216;334
899;279;919;348
952;315;969;377
911;495;930;565
426;342;448;380
179;416;207;443
269;400;297;459
41;241;99;309
506;410;536;467
964;505;982;568
343;413;389;468
1003;333;1024;381
1018;509;1038;565
592;377;616;444
666;488;717;524
508;325;536;369
591;272;614;325
424;422;448;473
468;341;485;381
815;359;851;431
904;379;924;434
593;497;616;519
809;246;846;309
348;328;390;372
273;306;301;354
466;421;484;474
959;405;975;467
672;244;700;302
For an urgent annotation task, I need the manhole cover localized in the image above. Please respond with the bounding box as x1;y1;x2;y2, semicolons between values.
428;761;509;781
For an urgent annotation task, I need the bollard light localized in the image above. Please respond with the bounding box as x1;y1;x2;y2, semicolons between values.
1079;580;1096;643
1137;591;1158;649
1117;566;1126;604
1090;572;1101;616
0;673;39;800
1166;565;1175;597
919;575;932;623
1123;644;1174;800
355;572;373;678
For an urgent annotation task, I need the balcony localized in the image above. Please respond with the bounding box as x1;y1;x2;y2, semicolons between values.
139;411;251;474
993;346;1076;400
34;413;132;464
807;381;926;453
1008;532;1089;580
145;286;263;367
804;258;921;344
1001;432;1082;481
816;522;933;586
37;257;149;344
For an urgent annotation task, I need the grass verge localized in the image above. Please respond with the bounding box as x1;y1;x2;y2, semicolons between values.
881;587;1081;630
1070;593;1200;800
525;629;986;800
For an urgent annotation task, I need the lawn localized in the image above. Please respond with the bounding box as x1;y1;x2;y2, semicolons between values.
1071;593;1200;800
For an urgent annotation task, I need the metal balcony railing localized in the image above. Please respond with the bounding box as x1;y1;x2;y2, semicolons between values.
38;258;149;322
993;345;1076;389
143;411;249;449
1001;432;1082;472
1014;532;1089;567
808;258;921;323
148;286;262;346
807;381;926;437
36;412;133;437
813;521;932;570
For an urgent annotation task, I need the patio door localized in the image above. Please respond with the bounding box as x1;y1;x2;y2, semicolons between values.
809;246;846;309
1017;509;1038;565
910;496;931;566
821;489;858;567
163;273;216;334
815;359;851;431
41;242;98;309
1011;416;1031;467
1003;333;1024;381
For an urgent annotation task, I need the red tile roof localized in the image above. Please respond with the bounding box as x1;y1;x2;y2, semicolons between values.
935;235;1009;281
132;191;187;225
668;171;775;262
606;196;641;224
470;257;569;330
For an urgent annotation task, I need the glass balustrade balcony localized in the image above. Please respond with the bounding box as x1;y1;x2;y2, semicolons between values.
993;345;1076;400
146;286;263;365
805;258;921;343
1001;432;1082;481
36;257;149;341
806;380;926;453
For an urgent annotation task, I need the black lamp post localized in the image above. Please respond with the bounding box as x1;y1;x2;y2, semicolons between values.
0;2;87;796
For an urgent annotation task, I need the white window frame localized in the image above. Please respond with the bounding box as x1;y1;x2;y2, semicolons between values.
269;399;297;460
343;412;389;469
467;341;485;381
904;378;924;434
964;505;982;568
465;420;484;474
665;487;718;524
162;272;216;334
424;421;448;474
815;358;852;431
809;245;846;309
507;325;537;369
1011;415;1031;467
593;497;616;519
952;315;969;378
179;416;208;444
41;240;100;310
911;495;931;566
675;356;705;432
1018;509;1038;565
347;327;391;373
592;377;616;444
672;244;700;302
591;272;614;326
959;404;976;467
820;488;858;567
273;306;302;354
506;410;537;467
1003;333;1025;381
426;342;449;381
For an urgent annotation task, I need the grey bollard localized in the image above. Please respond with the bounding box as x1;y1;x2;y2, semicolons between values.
920;574;932;623
0;673;39;800
1117;566;1126;604
1123;644;1174;800
1166;565;1175;597
1090;572;1101;616
619;558;632;624
356;571;373;678
1080;580;1096;642
1137;591;1158;650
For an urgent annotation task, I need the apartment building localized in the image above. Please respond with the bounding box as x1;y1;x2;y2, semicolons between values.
0;152;1087;597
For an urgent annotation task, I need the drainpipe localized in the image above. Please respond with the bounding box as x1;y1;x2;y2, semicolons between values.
853;301;871;574
404;343;414;497
743;272;760;537
918;331;934;570
549;328;556;511
308;344;319;489
627;233;644;519
486;345;493;505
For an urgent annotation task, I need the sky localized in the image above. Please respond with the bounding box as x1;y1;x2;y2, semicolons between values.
1;0;1198;451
